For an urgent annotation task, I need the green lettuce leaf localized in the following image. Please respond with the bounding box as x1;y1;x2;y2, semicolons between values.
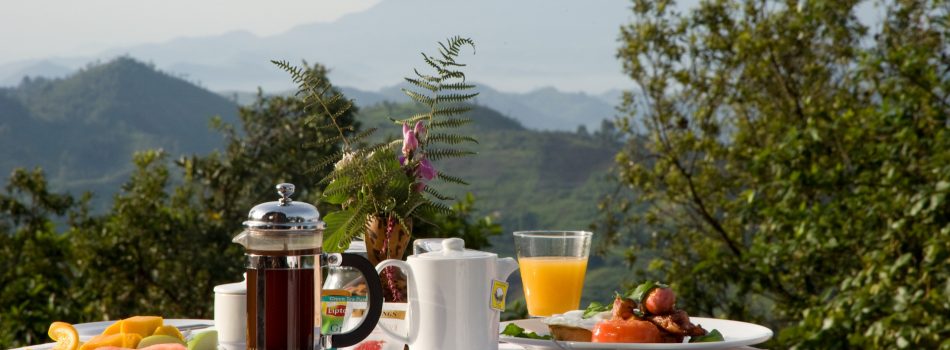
626;281;669;304
582;301;611;319
501;323;552;340
690;329;724;343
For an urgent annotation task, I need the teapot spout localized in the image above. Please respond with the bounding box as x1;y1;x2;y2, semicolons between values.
496;257;519;281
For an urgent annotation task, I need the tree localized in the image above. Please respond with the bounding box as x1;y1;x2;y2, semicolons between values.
177;62;359;229
71;150;235;318
0;169;84;346
604;0;949;348
70;63;358;320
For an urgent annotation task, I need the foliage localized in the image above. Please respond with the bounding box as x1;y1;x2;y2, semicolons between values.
604;0;949;348
176;63;359;232
411;192;502;250
274;36;482;253
71;150;238;319
0;169;84;346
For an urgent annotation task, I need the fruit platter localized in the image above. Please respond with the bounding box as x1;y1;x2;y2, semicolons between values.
30;316;218;350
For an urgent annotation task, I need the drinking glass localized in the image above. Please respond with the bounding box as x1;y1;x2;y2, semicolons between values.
513;231;592;317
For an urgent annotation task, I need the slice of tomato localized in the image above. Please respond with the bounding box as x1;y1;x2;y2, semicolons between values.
591;319;663;343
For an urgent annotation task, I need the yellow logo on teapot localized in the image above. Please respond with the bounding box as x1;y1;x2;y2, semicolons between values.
490;279;508;311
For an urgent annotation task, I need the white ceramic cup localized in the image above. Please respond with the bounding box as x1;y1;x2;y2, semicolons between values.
213;277;247;345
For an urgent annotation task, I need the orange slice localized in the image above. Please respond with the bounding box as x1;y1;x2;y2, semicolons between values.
47;322;80;350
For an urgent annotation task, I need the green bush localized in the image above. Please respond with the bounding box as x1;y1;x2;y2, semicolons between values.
603;0;949;348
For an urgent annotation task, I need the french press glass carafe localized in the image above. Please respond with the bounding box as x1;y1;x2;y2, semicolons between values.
233;183;384;350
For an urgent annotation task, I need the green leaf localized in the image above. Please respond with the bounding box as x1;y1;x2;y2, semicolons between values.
323;209;357;253
690;329;724;343
500;323;552;340
627;281;658;304
583;301;611;318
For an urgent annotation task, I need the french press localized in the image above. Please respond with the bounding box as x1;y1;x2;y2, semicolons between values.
233;183;384;350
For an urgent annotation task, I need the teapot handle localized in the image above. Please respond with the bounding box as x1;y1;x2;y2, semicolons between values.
374;259;415;344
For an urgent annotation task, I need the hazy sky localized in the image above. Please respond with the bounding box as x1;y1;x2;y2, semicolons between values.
0;0;379;63
0;0;883;93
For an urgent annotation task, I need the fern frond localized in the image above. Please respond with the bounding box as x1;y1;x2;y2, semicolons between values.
420;202;453;217
436;58;466;67
444;36;475;55
314;151;344;171
405;78;438;92
421;53;442;73
426;148;476;160
439;82;477;91
349;127;378;144
394;113;431;125
436;92;480;104
437;172;469;186
441;70;467;81
402;89;436;106
322;134;344;145
427;133;478;145
432;106;473;117
413;69;442;83
424;186;454;201
271;60;306;85
429;118;473;129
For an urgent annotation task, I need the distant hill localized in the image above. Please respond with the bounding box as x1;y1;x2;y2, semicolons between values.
0;60;73;86
0;57;238;204
230;82;617;132
346;83;617;131
0;0;630;93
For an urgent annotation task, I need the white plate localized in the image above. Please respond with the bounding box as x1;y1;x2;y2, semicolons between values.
500;317;772;350
75;319;214;341
12;320;216;350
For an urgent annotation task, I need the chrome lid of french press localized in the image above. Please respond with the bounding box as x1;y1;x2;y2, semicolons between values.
243;183;325;230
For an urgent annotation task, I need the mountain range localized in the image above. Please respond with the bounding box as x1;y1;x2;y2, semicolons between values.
223;82;619;131
0;0;632;94
0;58;239;200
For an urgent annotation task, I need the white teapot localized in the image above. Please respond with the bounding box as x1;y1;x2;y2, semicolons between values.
375;238;519;350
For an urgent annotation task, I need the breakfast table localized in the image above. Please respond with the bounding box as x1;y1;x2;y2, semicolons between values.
16;343;764;350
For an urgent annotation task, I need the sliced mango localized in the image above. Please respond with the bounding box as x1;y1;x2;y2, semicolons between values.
48;321;80;350
102;320;123;336
153;325;184;341
79;333;142;350
120;316;164;338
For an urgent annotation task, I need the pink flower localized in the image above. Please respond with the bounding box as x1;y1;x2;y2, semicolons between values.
413;120;426;140
402;122;418;156
417;157;437;181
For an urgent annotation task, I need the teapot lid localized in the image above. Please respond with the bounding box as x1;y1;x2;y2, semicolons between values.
243;183;324;230
413;238;495;260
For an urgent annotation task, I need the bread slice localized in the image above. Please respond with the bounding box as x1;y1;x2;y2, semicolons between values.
548;324;593;342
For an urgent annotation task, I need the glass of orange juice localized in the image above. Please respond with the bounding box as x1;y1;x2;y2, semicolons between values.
513;230;592;317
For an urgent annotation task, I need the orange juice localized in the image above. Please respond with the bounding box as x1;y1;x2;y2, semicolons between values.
518;256;588;316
